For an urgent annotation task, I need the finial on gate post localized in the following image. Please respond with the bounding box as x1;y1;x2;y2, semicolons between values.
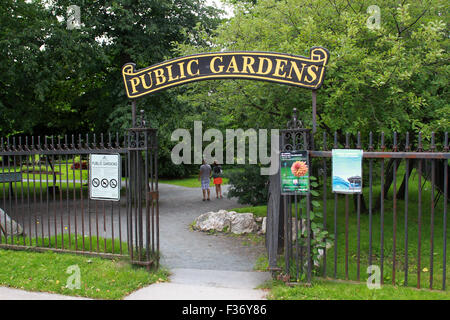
287;107;303;129
292;107;298;124
138;109;147;128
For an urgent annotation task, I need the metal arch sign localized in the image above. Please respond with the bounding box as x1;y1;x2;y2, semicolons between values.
122;47;329;99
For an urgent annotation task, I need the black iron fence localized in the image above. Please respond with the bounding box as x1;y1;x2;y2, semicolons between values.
0;124;159;268
269;124;449;290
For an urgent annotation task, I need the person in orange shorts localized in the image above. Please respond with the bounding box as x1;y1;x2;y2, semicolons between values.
212;160;223;199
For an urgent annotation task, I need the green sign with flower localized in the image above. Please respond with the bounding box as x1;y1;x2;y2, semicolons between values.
280;150;309;195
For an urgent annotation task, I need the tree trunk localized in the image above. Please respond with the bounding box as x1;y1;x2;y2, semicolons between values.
397;159;415;200
353;193;368;214
374;158;396;211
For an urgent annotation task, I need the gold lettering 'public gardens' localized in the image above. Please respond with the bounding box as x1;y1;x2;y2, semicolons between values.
122;47;329;98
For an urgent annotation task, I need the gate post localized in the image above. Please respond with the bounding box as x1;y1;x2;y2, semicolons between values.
267;108;312;282
127;110;159;269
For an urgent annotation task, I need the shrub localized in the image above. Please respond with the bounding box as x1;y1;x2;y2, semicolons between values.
226;165;269;206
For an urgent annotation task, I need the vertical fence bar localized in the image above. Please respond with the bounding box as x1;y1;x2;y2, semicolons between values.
32;137;38;247
65;136;71;249
86;134;92;252
288;192;293;276
306;186;312;283
144;131;150;262
417;132;422;288
284;195;289;276
356;132;361;281
306;132;312;284
117;133;123;255
127;132;133;261
18;138;26;246
39;138;44;247
26;137;32;246
429;132;435;289
443;132;448;290
392;132;398;285
58;137;64;249
79;134;85;251
155;131;159;266
294;194;299;280
404;132;410;286
7;139;12;244
1;138;7;243
108;134;115;254
12;138;18;245
51;136;58;249
45;137;50;247
322;132;327;278
380;132;385;285
94;134;100;253
71;135;78;251
101;134;107;253
150;134;155;253
368;132;374;269
333;132;338;278
136;132;142;260
344;133;349;280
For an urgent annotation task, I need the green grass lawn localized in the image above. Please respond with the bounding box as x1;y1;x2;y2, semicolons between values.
160;175;229;188
0;248;168;299
232;161;450;291
263;278;450;300
1;234;129;255
233;205;267;217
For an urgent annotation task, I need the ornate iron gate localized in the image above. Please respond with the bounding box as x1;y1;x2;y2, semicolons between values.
267;109;449;290
0;112;159;268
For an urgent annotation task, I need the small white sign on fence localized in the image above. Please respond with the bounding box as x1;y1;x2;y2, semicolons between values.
89;154;121;201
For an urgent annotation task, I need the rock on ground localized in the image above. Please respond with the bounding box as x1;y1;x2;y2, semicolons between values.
0;208;23;236
194;210;259;235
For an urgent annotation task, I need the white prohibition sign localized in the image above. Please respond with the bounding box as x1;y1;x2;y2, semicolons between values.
89;154;121;201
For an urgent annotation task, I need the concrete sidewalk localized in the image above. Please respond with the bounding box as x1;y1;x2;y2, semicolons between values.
125;268;271;300
0;286;90;300
0;268;270;300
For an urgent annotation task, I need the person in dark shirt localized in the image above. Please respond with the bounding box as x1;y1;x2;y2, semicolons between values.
211;160;223;199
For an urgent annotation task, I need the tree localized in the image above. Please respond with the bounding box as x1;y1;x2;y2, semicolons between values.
0;0;223;137
176;0;449;144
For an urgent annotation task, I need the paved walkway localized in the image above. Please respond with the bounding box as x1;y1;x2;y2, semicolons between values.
158;183;266;271
0;183;270;300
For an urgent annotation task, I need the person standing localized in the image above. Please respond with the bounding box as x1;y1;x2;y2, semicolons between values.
198;159;212;201
212;160;223;199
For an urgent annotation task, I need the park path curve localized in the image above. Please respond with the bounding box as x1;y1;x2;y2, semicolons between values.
157;183;266;271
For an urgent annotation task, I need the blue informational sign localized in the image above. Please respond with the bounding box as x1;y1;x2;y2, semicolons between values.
332;149;363;194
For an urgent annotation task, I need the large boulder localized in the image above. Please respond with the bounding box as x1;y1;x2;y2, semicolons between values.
193;210;232;232
0;208;23;237
230;212;258;234
193;210;259;235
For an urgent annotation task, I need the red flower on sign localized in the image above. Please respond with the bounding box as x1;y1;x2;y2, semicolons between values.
291;161;308;177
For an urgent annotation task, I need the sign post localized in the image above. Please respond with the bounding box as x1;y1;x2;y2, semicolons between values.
89;154;121;201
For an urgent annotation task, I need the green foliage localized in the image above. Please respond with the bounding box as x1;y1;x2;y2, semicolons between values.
226;165;269;205
291;176;334;276
158;151;196;179
0;0;223;136
177;0;449;142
